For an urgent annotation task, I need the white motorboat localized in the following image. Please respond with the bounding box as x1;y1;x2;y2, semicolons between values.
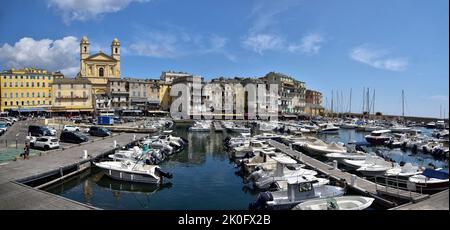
384;163;422;179
325;151;367;162
343;155;392;176
319;124;339;134
408;168;449;192
93;160;172;184
249;176;345;210
304;140;347;155
294;196;374;210
365;129;391;145
249;156;318;189
364;126;383;132
188;121;211;132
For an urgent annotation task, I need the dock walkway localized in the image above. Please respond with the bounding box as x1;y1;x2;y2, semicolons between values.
267;140;429;205
0;133;147;209
213;121;224;131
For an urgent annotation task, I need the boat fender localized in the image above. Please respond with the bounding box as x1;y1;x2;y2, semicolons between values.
155;168;173;179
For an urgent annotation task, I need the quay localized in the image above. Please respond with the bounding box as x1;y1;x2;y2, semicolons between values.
267;140;430;207
0;133;148;210
390;189;449;210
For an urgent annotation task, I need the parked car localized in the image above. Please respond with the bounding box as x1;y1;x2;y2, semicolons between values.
89;126;112;137
0;118;12;126
30;136;60;150
59;131;89;144
28;125;53;137
42;126;57;136
63;125;80;132
0;123;8;134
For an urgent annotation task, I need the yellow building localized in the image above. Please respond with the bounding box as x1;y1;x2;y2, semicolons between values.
51;78;94;114
78;36;121;95
0;68;55;113
159;82;172;111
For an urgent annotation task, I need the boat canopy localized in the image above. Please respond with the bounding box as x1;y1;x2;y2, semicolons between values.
371;129;391;135
272;156;297;164
422;168;449;180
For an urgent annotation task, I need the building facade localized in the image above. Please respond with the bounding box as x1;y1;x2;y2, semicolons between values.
107;78;160;112
51;78;94;114
159;71;193;111
260;72;305;115
305;89;324;116
78;36;121;95
0;68;55;113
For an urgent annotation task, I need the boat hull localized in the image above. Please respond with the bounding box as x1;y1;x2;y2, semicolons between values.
101;168;161;184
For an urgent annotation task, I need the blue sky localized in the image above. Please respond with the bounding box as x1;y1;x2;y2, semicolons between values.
0;0;448;118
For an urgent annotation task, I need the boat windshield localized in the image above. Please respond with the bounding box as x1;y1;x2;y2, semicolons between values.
298;182;313;192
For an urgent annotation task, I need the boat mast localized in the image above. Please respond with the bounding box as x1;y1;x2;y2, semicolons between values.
362;87;365;118
372;89;375;117
331;90;334;118
349;88;352;114
402;90;405;121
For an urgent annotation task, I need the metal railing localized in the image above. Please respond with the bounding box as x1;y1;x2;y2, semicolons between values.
372;175;426;199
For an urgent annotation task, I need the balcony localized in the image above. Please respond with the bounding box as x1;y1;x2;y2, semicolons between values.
56;95;88;99
111;91;129;95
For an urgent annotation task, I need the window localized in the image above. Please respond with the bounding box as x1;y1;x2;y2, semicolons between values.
37;76;40;80
43;92;45;97
37;92;40;98
27;92;29;98
112;88;114;92
10;101;12;106
118;89;120;92
4;102;6;106
37;101;40;105
9;82;12;87
48;76;51;80
31;82;34;87
16;101;18;105
32;101;35;105
20;82;23;87
26;75;29;79
42;101;45;105
21;93;24;98
71;91;73;98
49;101;52;105
43;82;45;87
99;67;104;77
15;82;18;87
70;84;73;89
3;93;6;98
32;93;34;97
21;101;24;106
9;75;12;79
115;47;118;53
37;82;40;87
144;92;146;97
49;93;51;97
83;84;86;89
15;75;17;79
20;75;23;79
58;92;61;98
58;84;61;89
26;82;29;87
15;93;18;98
3;83;6;87
298;183;313;192
27;101;29;105
10;93;12;98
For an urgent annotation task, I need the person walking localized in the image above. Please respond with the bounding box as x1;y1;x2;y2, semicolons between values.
23;143;30;159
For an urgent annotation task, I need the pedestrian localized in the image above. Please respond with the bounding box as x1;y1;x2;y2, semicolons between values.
24;143;30;159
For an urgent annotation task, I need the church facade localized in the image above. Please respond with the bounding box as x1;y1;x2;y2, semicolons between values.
78;36;121;95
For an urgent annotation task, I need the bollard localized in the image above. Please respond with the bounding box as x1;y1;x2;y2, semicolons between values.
133;134;136;141
289;143;292;150
83;150;88;159
114;140;117;148
333;160;338;169
350;174;357;186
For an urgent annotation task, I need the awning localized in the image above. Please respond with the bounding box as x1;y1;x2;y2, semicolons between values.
122;110;142;113
147;110;169;114
282;115;298;118
10;107;47;112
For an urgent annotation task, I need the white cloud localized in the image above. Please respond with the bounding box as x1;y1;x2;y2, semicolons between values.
128;30;236;61
47;0;149;24
0;36;79;76
427;95;449;101
288;33;324;54
350;45;408;71
242;34;284;55
248;0;301;34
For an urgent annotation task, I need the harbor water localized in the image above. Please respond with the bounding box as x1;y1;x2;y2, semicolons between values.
44;125;448;210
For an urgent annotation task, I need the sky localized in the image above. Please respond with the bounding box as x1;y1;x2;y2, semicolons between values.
0;0;448;118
